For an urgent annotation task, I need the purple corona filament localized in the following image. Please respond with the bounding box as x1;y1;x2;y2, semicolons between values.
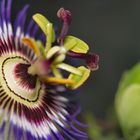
0;0;99;140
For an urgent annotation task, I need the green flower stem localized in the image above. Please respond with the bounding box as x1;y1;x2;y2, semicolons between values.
85;113;103;140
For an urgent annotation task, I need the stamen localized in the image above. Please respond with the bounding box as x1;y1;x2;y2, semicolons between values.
33;14;55;52
56;63;82;76
22;37;41;57
40;77;74;85
46;46;62;59
67;66;91;90
46;23;53;51
57;8;72;45
51;66;63;78
63;38;77;51
36;40;46;57
46;46;66;64
64;35;89;53
53;53;66;64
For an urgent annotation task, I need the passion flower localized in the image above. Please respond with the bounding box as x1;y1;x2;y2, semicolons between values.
0;0;99;140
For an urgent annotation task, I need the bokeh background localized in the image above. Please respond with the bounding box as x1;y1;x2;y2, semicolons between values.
13;0;140;118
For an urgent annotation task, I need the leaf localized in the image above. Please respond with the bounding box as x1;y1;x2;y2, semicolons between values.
85;113;103;140
64;35;89;53
117;63;140;94
115;63;140;140
115;63;140;112
116;84;140;140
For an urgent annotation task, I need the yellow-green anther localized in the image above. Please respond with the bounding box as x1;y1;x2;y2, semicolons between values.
33;14;49;35
64;35;89;53
67;66;91;90
63;38;77;51
36;41;46;57
53;54;66;64
51;66;63;78
46;46;66;60
33;13;55;42
45;23;53;52
56;63;82;76
46;46;60;59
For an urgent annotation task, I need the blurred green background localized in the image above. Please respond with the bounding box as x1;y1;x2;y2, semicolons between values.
13;0;140;118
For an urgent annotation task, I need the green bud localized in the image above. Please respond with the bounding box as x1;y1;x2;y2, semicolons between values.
115;63;140;140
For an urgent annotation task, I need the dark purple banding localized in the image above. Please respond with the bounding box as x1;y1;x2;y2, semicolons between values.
67;51;99;71
14;63;37;89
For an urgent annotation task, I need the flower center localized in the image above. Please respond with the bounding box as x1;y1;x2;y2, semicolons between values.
0;53;42;105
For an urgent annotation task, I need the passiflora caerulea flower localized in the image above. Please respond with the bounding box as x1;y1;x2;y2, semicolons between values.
0;0;99;140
